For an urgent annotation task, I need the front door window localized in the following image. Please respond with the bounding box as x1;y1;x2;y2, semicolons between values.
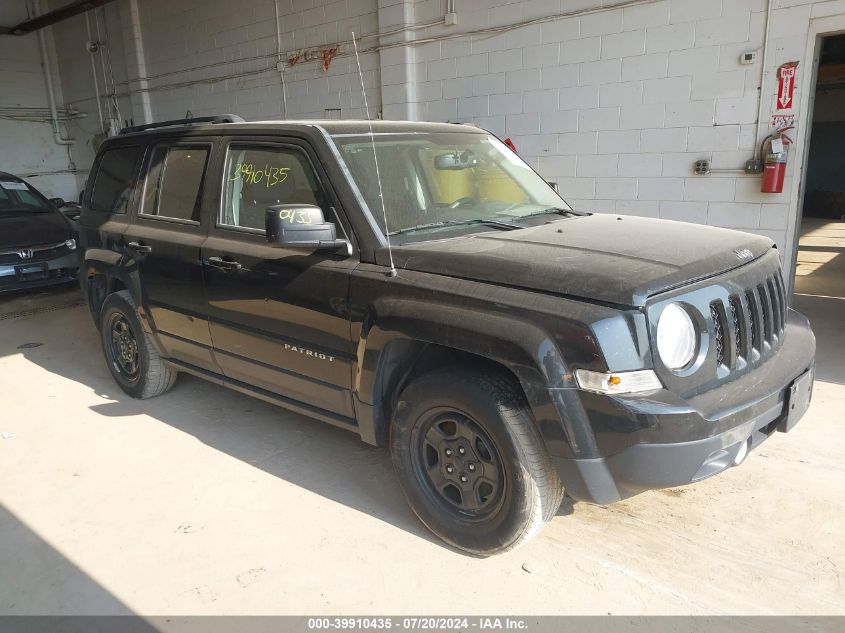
221;145;329;231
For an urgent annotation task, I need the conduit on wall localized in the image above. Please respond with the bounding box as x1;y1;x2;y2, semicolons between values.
65;0;667;105
755;0;776;160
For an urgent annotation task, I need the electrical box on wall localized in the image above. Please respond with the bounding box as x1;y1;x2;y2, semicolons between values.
745;158;763;174
740;51;758;65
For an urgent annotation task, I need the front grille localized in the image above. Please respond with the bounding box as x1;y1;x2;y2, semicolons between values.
711;271;787;371
0;242;70;265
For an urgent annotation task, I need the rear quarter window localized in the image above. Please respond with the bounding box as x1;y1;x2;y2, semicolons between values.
90;146;142;214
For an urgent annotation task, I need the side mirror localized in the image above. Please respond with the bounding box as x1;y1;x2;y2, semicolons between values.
265;204;347;251
49;197;66;207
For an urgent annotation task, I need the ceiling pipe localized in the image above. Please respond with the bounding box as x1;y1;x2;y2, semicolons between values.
126;0;153;125
30;0;74;145
4;0;117;35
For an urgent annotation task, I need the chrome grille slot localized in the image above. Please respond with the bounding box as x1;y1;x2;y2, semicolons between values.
729;296;743;360
746;290;758;351
780;275;787;331
710;303;725;366
768;278;781;337
773;274;786;336
758;283;771;343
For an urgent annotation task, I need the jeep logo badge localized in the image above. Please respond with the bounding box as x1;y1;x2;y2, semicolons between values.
17;248;34;260
734;248;753;260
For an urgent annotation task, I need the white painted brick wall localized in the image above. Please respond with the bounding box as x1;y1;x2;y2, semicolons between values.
405;0;837;280
27;0;845;281
618;152;663;177
58;0;382;127
0;2;79;199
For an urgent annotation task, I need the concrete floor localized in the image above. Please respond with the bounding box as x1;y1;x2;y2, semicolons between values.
1;227;843;615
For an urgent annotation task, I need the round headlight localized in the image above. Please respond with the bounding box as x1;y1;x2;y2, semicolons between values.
64;238;76;250
656;303;697;370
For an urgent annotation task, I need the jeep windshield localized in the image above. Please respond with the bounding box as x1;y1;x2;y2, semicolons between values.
331;131;574;242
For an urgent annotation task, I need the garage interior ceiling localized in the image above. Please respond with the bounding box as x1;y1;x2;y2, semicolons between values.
0;0;116;36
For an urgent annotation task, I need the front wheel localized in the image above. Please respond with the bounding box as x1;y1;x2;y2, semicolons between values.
390;368;564;556
99;290;177;399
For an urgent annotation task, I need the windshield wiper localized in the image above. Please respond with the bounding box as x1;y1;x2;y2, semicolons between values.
388;218;522;236
516;207;587;219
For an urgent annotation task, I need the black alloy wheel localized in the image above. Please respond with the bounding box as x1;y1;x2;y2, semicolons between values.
107;312;140;382
413;409;505;519
391;368;565;556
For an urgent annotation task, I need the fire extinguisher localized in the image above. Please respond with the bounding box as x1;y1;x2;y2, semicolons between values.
761;126;793;193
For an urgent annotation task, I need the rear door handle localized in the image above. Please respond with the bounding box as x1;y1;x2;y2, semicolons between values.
205;256;242;270
127;241;152;254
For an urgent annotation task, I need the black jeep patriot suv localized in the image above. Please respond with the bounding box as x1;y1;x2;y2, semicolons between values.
78;115;815;555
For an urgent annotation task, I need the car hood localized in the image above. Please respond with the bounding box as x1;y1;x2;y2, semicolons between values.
384;214;775;307
0;210;72;249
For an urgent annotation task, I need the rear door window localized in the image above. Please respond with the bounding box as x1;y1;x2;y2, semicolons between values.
90;146;142;214
141;145;210;223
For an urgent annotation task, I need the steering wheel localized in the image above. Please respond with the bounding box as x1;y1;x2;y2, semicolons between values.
448;196;478;209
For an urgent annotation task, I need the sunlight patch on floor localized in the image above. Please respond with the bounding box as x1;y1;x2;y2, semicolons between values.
795;218;845;299
795;250;839;276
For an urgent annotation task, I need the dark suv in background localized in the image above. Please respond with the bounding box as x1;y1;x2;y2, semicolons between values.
77;115;815;555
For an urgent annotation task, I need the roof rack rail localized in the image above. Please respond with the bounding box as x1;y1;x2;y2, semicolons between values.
119;114;244;135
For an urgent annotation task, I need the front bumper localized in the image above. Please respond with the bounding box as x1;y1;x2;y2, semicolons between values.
0;251;79;294
554;309;816;504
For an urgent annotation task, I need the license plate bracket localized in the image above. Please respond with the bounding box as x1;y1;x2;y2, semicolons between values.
778;366;814;433
15;262;48;281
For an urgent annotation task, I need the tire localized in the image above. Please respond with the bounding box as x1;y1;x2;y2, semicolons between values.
390;367;564;556
99;290;177;399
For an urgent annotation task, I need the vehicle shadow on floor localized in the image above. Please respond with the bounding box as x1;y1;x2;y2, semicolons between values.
84;371;574;547
90;375;444;546
1;296;484;553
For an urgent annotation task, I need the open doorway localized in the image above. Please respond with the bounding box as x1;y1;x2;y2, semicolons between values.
796;33;845;301
793;32;845;383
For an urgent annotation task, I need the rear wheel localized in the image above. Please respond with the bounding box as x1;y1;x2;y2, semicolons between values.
390;367;564;556
99;290;176;399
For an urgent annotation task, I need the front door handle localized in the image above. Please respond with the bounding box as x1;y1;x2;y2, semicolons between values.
127;241;152;254
205;256;242;270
